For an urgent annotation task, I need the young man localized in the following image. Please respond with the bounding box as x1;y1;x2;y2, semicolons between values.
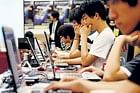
51;7;84;65
52;7;82;59
52;7;98;65
79;0;115;67
81;0;140;81
57;24;75;51
54;1;115;68
45;0;140;93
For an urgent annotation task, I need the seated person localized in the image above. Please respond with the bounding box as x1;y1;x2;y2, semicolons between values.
53;1;115;68
52;7;84;59
18;31;34;60
45;0;140;93
52;7;98;65
57;24;75;51
19;31;43;60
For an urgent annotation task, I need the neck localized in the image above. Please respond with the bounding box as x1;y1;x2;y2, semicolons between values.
53;19;57;22
96;20;108;33
133;22;140;31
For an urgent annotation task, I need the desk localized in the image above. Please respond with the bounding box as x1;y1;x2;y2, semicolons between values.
18;82;51;93
0;60;100;93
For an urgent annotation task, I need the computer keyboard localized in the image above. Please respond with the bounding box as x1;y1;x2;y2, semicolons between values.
27;69;48;78
60;73;83;78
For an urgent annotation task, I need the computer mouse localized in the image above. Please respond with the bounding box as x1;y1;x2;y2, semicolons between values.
37;66;46;71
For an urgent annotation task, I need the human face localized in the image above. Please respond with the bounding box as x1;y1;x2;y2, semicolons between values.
82;13;96;30
72;20;81;36
72;20;79;27
50;15;56;21
107;0;140;34
60;36;70;44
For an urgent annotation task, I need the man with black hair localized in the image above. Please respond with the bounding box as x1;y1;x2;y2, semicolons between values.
79;0;115;67
45;0;140;93
52;7;99;65
24;31;34;38
103;0;140;81
53;1;115;68
49;10;62;48
57;24;75;51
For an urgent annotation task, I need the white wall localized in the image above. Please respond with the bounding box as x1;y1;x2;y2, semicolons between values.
0;0;24;46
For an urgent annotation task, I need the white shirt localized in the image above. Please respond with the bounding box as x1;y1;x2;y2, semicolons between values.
87;31;99;49
79;31;99;50
89;27;115;68
51;21;58;40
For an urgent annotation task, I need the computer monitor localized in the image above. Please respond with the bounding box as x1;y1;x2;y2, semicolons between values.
2;26;21;64
25;37;40;67
18;38;30;49
18;37;35;49
1;26;20;92
44;31;50;52
35;37;46;61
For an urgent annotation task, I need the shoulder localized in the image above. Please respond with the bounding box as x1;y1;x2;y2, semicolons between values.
58;21;63;25
100;27;115;40
49;23;53;26
125;54;140;72
128;59;140;85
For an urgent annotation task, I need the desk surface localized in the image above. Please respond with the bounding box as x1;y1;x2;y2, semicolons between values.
18;83;50;93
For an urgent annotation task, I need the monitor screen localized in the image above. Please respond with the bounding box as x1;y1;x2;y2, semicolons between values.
1;26;18;92
18;38;35;50
2;26;21;64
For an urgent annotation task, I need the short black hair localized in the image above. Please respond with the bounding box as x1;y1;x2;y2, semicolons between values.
57;24;75;40
80;0;107;20
104;0;138;6
69;7;84;24
51;10;59;20
24;31;34;38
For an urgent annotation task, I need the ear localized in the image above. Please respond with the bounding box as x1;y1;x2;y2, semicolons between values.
94;12;100;20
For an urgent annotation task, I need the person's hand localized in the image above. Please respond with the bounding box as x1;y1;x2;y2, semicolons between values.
51;50;62;57
129;31;140;46
116;33;138;52
51;56;57;62
115;35;138;46
51;51;58;58
125;35;138;45
79;66;104;77
73;24;81;36
52;50;65;58
45;78;92;93
80;25;91;37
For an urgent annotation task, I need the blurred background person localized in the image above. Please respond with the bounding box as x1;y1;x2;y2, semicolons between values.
49;10;62;49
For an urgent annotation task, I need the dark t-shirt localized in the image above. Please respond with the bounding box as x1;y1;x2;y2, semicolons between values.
125;54;140;85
